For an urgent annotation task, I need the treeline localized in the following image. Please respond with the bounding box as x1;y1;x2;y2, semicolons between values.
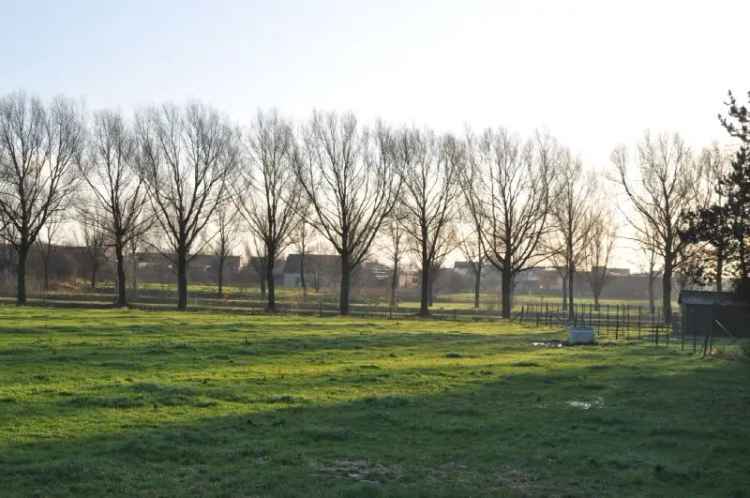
0;90;746;321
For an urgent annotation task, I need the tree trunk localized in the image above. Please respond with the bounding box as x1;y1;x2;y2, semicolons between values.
567;268;575;321
217;256;224;298
115;243;127;307
500;268;512;319
42;252;50;291
300;253;306;300
429;269;437;306
662;256;673;323
648;273;656;316
339;255;352;315
390;263;398;307
16;246;28;305
716;251;723;293
593;288;601;311
473;268;481;310
131;249;138;294
561;275;568;310
90;263;98;290
266;258;276;312
419;265;430;317
177;250;188;310
259;271;266;298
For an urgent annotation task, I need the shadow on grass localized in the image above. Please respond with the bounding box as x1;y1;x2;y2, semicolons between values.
2;359;749;498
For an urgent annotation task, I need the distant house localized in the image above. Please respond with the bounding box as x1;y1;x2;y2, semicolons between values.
282;253;340;288
516;266;545;282
453;261;475;275
357;261;391;286
593;266;630;277
398;269;419;289
130;252;172;282
516;266;561;292
244;257;285;286
678;290;750;338
131;252;241;283
192;254;241;275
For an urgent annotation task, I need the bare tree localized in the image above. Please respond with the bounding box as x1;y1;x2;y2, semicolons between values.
635;224;662;316
585;209;617;309
0;92;84;304
294;112;400;314
396;128;462;316
613;131;702;322
426;227;457;306
383;206;407;308
126;230;148;297
242;240;267;298
35;216;62;292
80;110;151;305
459;228;484;311
206;202;240;298
463;129;554;318
292;207;314;300
81;218;108;289
548;251;569;309
235;111;301;311
550;150;595;320
135;103;239;310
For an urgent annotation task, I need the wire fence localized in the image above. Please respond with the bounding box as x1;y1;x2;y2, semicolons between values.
517;302;669;338
517;302;748;357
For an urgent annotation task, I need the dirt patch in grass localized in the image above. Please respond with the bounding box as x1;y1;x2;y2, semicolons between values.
428;462;541;495
362;395;410;408
314;458;402;485
493;465;540;494
511;361;541;367
65;395;146;409
263;394;304;404
300;427;353;442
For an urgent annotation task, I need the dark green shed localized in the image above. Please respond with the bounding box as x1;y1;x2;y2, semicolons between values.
678;290;750;338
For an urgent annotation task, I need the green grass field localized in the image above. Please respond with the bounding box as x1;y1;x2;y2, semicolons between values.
0;307;748;497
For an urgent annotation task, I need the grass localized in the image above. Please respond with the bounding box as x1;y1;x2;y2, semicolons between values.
0;307;748;497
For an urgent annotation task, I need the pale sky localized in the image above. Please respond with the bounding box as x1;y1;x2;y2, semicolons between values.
3;0;749;269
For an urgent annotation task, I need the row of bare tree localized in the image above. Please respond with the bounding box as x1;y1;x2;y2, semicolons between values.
0;91;722;320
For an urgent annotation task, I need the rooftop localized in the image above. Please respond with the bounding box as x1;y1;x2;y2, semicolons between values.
678;290;749;307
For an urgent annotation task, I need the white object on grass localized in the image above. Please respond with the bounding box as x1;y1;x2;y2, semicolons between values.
568;326;595;345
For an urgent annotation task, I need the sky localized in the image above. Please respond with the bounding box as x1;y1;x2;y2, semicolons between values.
2;0;749;269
